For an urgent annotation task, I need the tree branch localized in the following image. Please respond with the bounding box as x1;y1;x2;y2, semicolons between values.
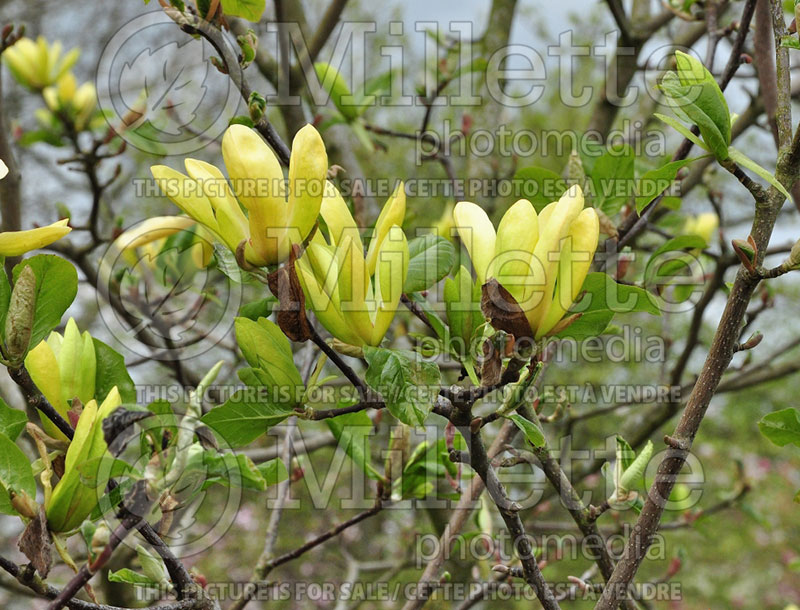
0;556;198;610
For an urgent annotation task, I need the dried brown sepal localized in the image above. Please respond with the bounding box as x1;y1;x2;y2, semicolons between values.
17;506;52;577
267;245;312;342
480;337;502;387
480;279;534;340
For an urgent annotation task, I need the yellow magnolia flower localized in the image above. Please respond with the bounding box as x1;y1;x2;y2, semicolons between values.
0;164;72;255
43;72;97;131
454;185;599;339
114;216;197;252
683;212;718;246
151;123;328;267
0;219;72;257
113;215;212;268
2;36;79;91
46;387;121;532
25;318;96;441
296;183;409;347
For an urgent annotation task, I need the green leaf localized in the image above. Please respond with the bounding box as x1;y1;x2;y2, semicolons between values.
577;272;660;316
201;391;293;447
198;451;285;491
554;309;615;340
0;432;36;516
727;147;792;201
659;70;729;160
234;317;304;404
93;338;136;404
363;347;441;427
404;235;456;293
615;435;636;472
107;568;160;587
619;440;653;493
654;113;708;152
781;35;800;49
326;408;382;480
0;399;26;441
219;0;265;21
512;167;567;210
12;255;78;348
506;414;545;447
673;52;731;146
635;157;702;213
257;457;289;487
758;408;800;447
136;545;169;587
239;297;275;321
590;143;634;215
644;235;707;285
314;62;358;121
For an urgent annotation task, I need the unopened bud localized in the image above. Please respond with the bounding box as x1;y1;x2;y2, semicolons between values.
565;149;586;186
732;237;757;272
237;29;258;68
9;489;38;520
248;91;266;124
330;339;364;358
90;523;110;558
4;266;36;364
786;238;800;269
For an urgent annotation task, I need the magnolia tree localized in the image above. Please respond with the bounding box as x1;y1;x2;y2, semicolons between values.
0;0;799;609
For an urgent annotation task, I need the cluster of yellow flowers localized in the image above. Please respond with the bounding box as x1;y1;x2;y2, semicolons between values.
148;122;604;346
2;37;97;131
150;122;411;347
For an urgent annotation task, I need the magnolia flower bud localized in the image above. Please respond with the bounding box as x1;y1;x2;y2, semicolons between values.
237;29;258;68
248;91;266;123
4;266;36;364
732;237;757;272
786;237;800;269
45;387;121;532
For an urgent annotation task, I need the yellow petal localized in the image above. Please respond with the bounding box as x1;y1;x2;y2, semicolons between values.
365;182;406;276
184;159;248;251
370;225;408;346
453;201;497;285
59;318;84;407
336;235;373;342
113;216;196;251
57;72;77;102
0;219;71;256
320;182;362;250
536;207;599;338
296;251;362;346
25;340;68;441
0;159;8;180
222;125;287;264
151;165;218;231
490;199;539;304
524;185;584;333
287;124;327;247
